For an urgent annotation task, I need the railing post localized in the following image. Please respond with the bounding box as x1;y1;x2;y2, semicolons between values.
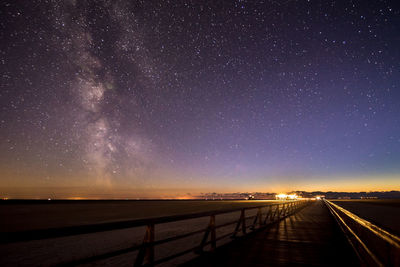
232;209;246;238
210;215;216;251
241;209;246;234
197;215;216;253
134;223;155;267
271;204;279;222
263;205;272;225
251;207;262;230
276;204;282;219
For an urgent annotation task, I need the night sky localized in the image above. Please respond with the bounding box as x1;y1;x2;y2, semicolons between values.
1;0;400;198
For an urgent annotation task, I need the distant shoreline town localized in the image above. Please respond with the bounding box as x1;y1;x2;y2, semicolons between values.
196;190;400;200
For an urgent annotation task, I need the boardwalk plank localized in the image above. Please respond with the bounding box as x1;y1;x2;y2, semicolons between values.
183;201;359;267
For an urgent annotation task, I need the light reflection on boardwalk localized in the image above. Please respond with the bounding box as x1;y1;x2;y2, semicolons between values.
184;201;359;267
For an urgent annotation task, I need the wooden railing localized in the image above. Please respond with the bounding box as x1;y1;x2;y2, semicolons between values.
324;199;400;267
1;200;310;266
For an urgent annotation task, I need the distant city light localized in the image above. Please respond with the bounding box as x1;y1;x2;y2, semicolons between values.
276;194;287;200
275;194;298;200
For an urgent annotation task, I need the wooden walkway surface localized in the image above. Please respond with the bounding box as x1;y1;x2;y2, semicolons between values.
183;201;359;267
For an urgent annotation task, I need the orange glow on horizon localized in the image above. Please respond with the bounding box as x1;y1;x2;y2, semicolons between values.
1;172;399;199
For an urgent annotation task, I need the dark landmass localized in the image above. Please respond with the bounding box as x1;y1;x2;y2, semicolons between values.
293;190;400;199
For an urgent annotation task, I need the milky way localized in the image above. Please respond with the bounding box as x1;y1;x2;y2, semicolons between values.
50;1;157;186
1;0;400;197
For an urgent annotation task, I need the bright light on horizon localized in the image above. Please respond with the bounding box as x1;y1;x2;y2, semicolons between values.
275;193;298;200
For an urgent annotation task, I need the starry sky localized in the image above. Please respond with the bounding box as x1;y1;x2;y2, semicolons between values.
1;0;400;198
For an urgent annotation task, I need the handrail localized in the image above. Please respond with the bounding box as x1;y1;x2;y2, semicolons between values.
0;202;294;243
2;200;310;266
324;199;400;267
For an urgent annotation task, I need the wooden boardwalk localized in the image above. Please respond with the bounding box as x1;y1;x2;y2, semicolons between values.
183;201;359;267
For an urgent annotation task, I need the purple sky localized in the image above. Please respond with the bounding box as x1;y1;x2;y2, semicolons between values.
1;0;400;198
